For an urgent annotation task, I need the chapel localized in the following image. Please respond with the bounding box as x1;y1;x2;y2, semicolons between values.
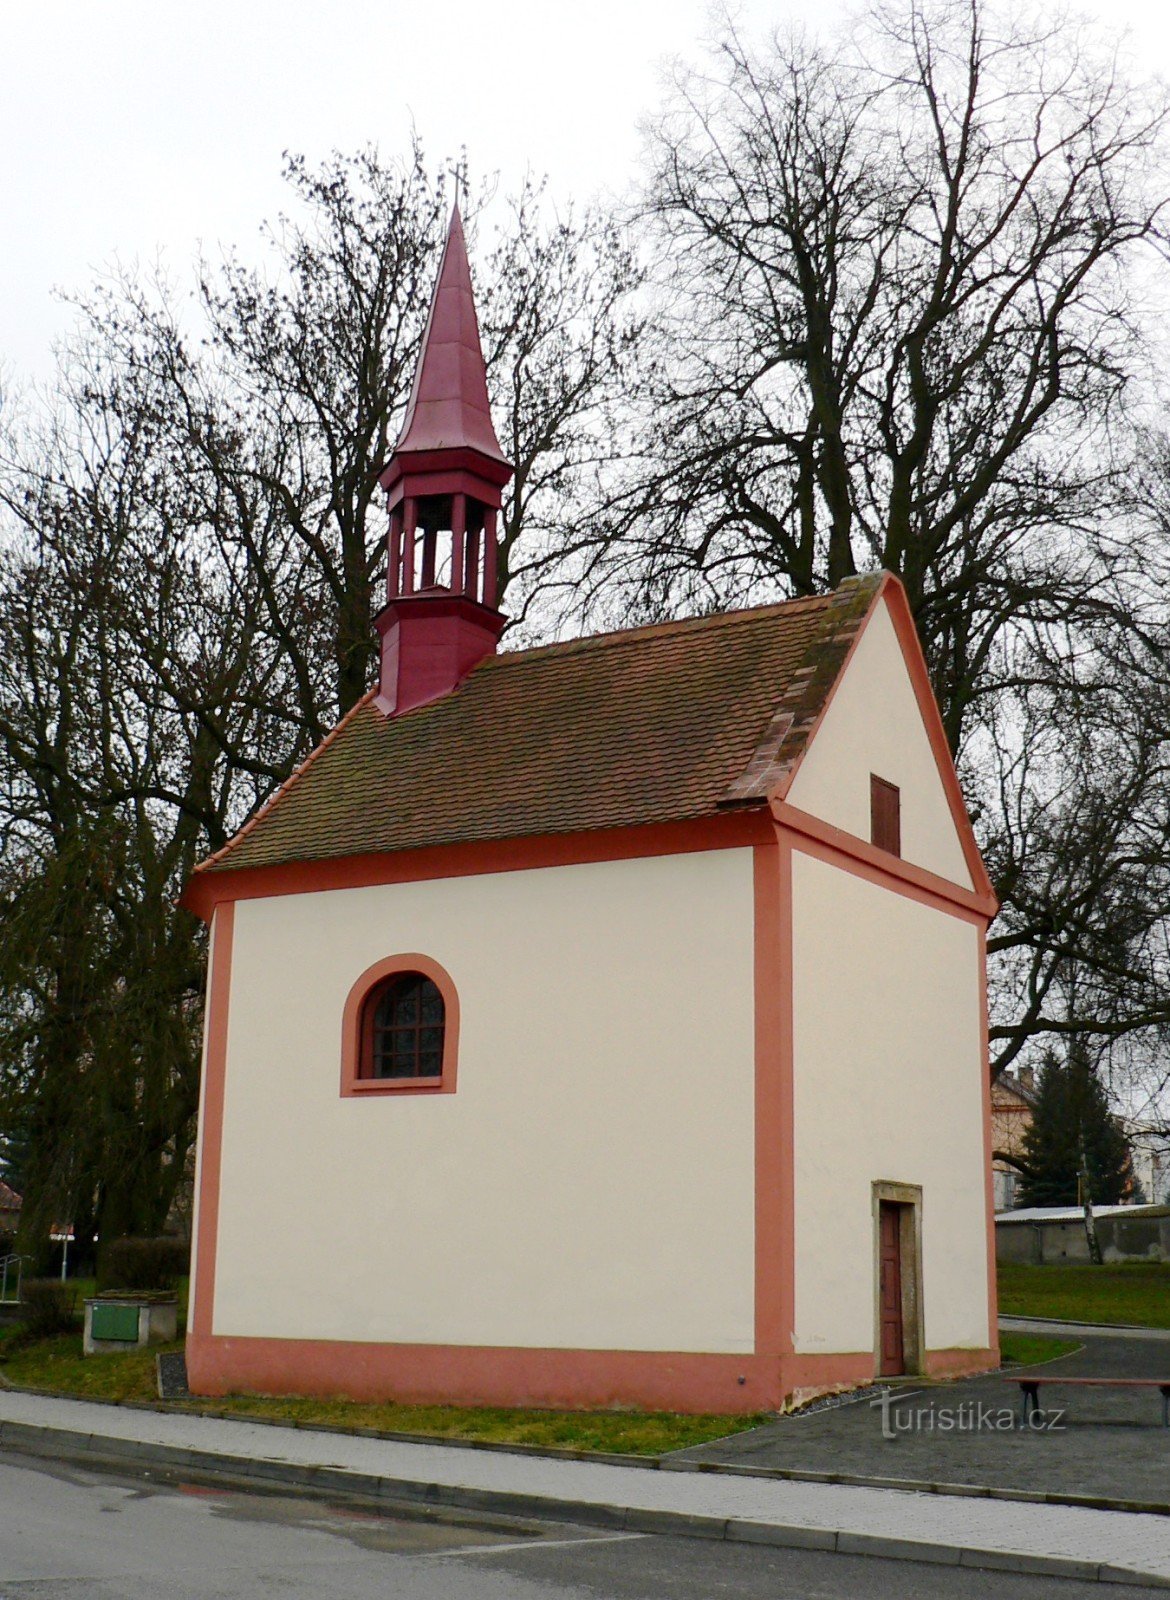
182;207;998;1411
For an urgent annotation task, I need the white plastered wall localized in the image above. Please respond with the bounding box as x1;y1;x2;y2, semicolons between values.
187;908;223;1322
790;851;989;1354
211;848;757;1353
786;595;974;888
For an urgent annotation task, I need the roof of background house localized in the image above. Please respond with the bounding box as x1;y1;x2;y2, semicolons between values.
996;1204;1169;1223
992;1071;1038;1109
194;573;884;878
0;1179;21;1211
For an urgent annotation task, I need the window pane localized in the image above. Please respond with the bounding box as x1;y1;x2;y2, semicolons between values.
389;1045;416;1077
363;972;446;1081
390;983;421;1026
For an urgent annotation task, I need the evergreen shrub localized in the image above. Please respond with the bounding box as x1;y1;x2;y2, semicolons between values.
98;1236;188;1293
19;1278;78;1338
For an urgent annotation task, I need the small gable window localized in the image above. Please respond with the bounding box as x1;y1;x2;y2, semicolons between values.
341;954;459;1096
870;775;901;857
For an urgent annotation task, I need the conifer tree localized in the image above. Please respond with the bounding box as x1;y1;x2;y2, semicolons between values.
1017;1043;1133;1208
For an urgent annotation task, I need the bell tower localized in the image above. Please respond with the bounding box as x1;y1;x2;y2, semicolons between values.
374;204;513;716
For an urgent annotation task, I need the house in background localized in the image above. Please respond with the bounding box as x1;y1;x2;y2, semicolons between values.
181;208;999;1414
1124;1123;1170;1207
991;1066;1158;1212
0;1178;20;1240
997;1204;1170;1264
990;1067;1036;1212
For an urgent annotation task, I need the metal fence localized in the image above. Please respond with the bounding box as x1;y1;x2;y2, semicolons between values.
0;1252;26;1303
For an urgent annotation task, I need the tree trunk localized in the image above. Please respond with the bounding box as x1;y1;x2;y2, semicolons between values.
1080;1132;1103;1265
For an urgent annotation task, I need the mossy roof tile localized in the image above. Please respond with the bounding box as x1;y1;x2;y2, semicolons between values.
196;576;883;876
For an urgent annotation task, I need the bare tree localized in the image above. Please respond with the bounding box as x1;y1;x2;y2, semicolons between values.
477;187;644;634
976;606;1170;1076
73;150;642;734
0;357;287;1250
0;147;641;1250
588;0;1167;737
561;0;1170;1072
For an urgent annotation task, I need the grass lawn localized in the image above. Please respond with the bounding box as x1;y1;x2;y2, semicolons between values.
2;1277;1103;1450
0;1330;766;1456
998;1262;1170;1328
0;1332;167;1403
997;1331;1079;1367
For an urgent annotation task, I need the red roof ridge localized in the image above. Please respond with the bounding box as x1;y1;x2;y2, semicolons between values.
488;592;834;670
191;688;379;877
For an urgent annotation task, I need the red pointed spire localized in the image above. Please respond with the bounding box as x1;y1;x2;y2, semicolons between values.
374;205;514;718
394;205;507;465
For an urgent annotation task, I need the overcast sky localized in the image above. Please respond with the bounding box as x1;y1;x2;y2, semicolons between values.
1;0;1168;384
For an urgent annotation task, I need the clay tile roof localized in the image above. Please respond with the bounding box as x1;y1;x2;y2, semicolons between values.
0;1179;21;1210
197;574;884;877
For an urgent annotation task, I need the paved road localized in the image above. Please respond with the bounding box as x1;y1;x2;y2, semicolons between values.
683;1327;1170;1507
7;1387;1170;1581
1;1451;1167;1600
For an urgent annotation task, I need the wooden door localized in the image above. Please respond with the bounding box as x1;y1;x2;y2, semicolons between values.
878;1201;905;1376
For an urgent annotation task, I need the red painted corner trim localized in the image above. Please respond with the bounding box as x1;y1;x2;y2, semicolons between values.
774;801;996;924
773;574;997;910
753;836;793;1361
340;953;460;1097
180;813;775;924
777;802;996;1366
190;903;234;1340
880;578;997;905
979;926;1000;1353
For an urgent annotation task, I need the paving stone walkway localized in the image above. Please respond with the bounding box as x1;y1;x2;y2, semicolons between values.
681;1324;1170;1510
0;1387;1168;1584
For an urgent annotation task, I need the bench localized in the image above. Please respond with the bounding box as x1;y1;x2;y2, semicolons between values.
1015;1377;1170;1427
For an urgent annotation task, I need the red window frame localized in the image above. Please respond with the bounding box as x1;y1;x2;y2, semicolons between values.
340;953;459;1097
362;971;445;1081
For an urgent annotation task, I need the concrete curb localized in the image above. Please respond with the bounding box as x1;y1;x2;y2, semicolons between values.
2;1381;668;1468
1;1417;1167;1589
5;1380;1169;1521
1001;1315;1170;1335
665;1456;1170;1520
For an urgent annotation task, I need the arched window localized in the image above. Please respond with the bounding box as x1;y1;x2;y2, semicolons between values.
363;971;444;1080
341;954;459;1097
